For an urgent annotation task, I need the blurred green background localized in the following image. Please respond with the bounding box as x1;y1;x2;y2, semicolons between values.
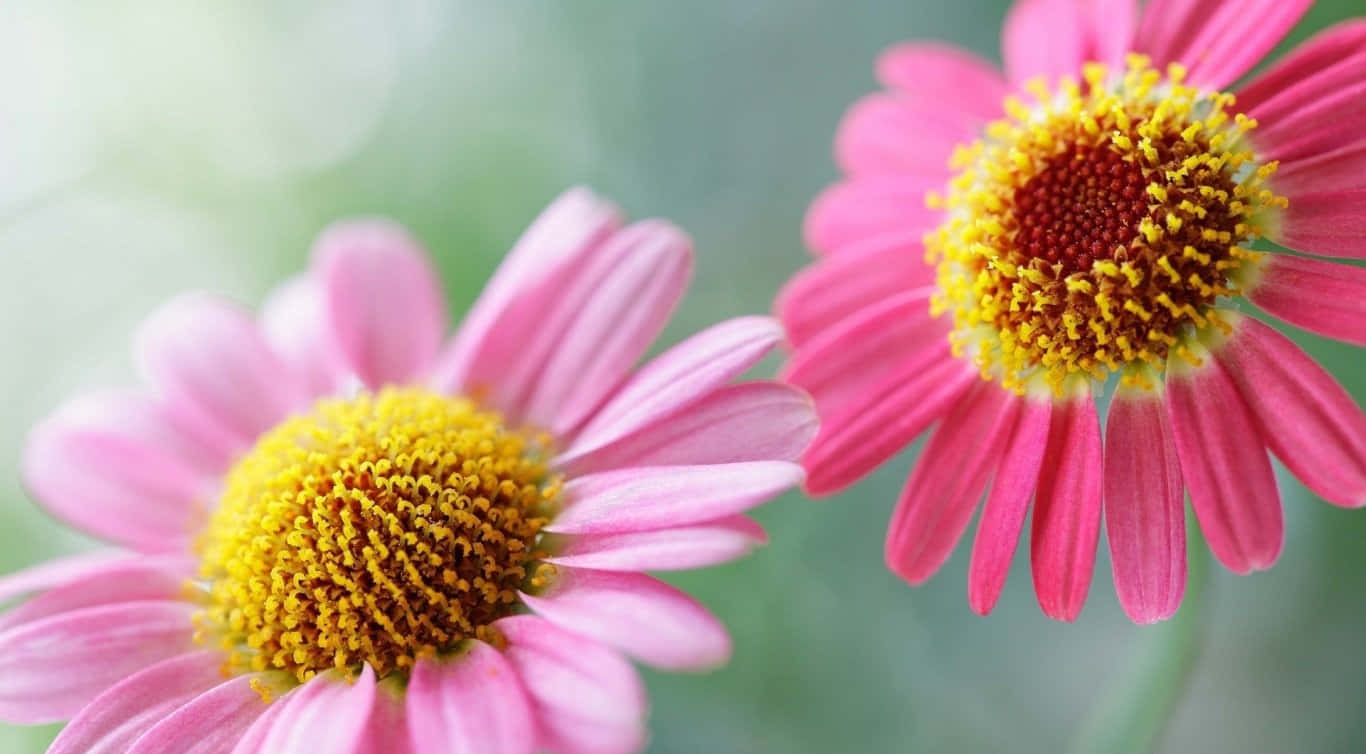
2;1;1364;752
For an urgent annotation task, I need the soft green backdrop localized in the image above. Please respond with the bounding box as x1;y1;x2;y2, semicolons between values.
1;2;1363;752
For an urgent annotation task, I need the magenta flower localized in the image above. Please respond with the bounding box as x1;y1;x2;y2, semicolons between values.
2;188;816;753
779;0;1366;623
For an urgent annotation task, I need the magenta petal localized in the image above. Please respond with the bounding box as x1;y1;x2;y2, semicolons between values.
1276;188;1366;260
564;316;784;460
1104;388;1187;624
885;383;1017;585
522;568;730;671
876;42;1007;120
546;461;803;535
1236;20;1366;116
1273;138;1366;197
1002;0;1085;86
259;275;347;398
407;644;534;754
1133;0;1229;69
1214;315;1366;508
1166;355;1283;574
496;615;645;754
253;667;376;754
128;673;274;754
0;556;193;632
1248;254;1366;346
1030;394;1103;622
0;600;196;723
804;176;944;253
1175;0;1311;90
545;516;766;572
49;651;224;754
1251;80;1366;166
968;397;1051;616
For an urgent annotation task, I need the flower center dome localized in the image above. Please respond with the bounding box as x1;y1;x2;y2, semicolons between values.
195;388;560;682
926;56;1286;393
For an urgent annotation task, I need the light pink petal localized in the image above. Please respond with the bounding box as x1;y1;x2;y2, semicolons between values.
432;188;622;395
833;94;972;178
968;398;1051;616
1237;20;1366;126
496;615;645;754
0;555;194;632
1248;254;1366;345
49;651;225;754
1173;0;1311;90
801;346;976;496
129;673;275;754
562;382;817;475
1273;137;1366;197
1166;355;1283;573
1030;393;1103;622
1002;0;1086;86
511;221;693;434
781;286;945;423
1214;314;1366;508
135;293;308;454
545;515;766;572
1133;0;1232;69
522;568;729;671
252;666;376;754
1104;387;1186;624
0;600;196;723
1250;81;1366;166
776;232;934;347
313;220;448;388
546;461;802;536
407;643;534;754
1275;188;1366;260
885;383;1017;585
0;551;134;605
564;316;783;460
875;42;1008;121
259;275;347;398
358;683;415;754
229;686;295;754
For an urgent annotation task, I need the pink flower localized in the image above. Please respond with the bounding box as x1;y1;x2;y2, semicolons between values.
779;0;1366;623
4;188;816;753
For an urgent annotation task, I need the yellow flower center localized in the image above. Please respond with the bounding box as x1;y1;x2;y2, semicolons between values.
926;56;1286;394
195;388;560;682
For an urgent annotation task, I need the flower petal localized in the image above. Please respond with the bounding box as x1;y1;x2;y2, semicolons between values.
1166;351;1283;573
358;682;415;754
1104;386;1186;624
1030;393;1103;622
1133;0;1231;70
1082;0;1138;68
259;275;347;398
407;644;534;754
254;666;376;754
522;568;730;671
545;462;803;536
0;556;193;632
545;516;766;572
1250;81;1366;166
128;673;275;754
1174;0;1311;91
968;397;1051;616
1275;188;1366;260
1248;253;1366;346
1272;137;1366;197
1214;314;1366;508
875;42;1008;121
833;94;973;178
804;175;944;256
0;600;196;723
0;551;136;605
496;615;645;754
1002;0;1086;86
1238;20;1366;133
314;220;448;388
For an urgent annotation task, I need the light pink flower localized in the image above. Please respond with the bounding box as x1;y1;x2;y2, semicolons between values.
4;188;816;753
779;0;1366;623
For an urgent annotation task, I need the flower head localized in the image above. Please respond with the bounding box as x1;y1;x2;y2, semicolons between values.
779;0;1366;622
4;188;816;753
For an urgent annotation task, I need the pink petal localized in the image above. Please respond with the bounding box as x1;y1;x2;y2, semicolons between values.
1133;0;1231;70
1104;387;1186;625
1174;0;1311;90
135;293;308;453
875;42;1007;121
1166;355;1283;573
0;555;194;632
776;232;934;347
432;188;622;395
128;673;275;754
564;316;783;460
0;600;196;723
801;347;976;496
258;275;347;398
0;551;135;605
1250;80;1366;166
358;683;415;754
1276;188;1366;260
885;383;1017;585
1248;253;1366;345
545;515;766;572
407;644;534;754
511;221;693;434
562;382;816;475
49;651;226;754
1214;314;1366;508
253;667;376;754
804;176;945;254
833;94;971;178
1030;393;1103;622
968;398;1051;616
522;568;729;671
229;687;295;754
1273;137;1366;197
1081;0;1138;68
546;461;803;536
496;615;645;754
1002;0;1086;86
1237;20;1366;117
313;220;448;388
